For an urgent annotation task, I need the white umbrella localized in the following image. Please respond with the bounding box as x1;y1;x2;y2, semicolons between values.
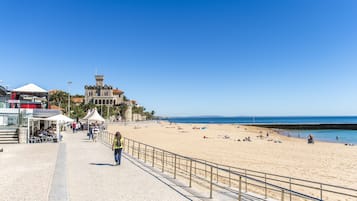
46;114;74;122
82;109;93;120
46;114;74;141
87;109;105;122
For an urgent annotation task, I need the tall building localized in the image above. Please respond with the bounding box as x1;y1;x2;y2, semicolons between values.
84;75;124;106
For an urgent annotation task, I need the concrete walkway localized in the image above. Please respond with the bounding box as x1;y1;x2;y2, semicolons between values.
65;130;203;201
0;131;208;201
0;129;260;201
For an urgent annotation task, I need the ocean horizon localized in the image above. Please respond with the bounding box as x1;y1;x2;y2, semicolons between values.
166;116;357;144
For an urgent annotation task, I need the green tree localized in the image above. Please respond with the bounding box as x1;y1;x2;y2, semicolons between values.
123;96;129;101
118;104;128;120
49;90;70;114
83;102;96;112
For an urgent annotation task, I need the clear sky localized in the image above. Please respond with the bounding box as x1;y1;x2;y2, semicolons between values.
1;0;357;117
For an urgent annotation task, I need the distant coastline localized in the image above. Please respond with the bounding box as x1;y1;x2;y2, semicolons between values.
166;116;357;124
165;116;357;144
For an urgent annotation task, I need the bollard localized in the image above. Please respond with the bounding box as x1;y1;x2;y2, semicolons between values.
189;159;192;187
320;184;323;200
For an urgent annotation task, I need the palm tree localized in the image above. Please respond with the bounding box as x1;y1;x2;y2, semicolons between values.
118;103;128;120
49;90;69;114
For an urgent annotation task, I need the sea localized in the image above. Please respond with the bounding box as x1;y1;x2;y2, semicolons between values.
166;116;357;144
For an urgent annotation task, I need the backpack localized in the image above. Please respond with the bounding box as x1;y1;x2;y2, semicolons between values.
117;138;121;147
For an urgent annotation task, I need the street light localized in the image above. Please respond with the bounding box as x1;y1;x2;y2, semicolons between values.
67;81;72;117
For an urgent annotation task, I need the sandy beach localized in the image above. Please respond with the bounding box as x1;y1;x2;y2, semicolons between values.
108;121;357;194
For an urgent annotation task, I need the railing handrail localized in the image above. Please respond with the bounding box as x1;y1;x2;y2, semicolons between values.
191;157;357;192
99;130;356;200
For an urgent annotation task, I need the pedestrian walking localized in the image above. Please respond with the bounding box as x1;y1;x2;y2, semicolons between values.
88;124;93;140
72;122;76;133
112;131;124;165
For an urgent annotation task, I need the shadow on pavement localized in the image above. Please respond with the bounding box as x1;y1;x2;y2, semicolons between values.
89;162;114;166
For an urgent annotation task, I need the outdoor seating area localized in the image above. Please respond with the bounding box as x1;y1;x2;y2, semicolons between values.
29;127;58;143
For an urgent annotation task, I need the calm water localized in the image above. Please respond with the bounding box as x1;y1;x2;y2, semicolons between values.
166;116;357;144
281;129;357;144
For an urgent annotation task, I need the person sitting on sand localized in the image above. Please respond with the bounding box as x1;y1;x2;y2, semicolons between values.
307;134;314;144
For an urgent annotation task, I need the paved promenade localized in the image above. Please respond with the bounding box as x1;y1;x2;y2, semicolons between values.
0;130;209;201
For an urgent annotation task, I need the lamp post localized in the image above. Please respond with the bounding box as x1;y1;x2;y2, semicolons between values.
67;81;72;117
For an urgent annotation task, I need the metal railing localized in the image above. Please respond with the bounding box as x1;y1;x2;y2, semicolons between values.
99;130;357;200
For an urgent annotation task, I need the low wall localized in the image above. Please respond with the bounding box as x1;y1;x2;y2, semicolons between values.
18;127;27;144
253;124;357;130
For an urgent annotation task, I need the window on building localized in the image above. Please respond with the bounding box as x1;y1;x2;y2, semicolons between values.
110;100;113;104
95;100;97;104
99;100;101;104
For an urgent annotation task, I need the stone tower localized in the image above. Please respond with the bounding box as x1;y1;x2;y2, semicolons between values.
95;75;104;87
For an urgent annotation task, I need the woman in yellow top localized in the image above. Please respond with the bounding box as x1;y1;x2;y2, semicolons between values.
112;131;124;165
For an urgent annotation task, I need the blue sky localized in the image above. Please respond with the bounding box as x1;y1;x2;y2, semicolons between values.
1;0;357;117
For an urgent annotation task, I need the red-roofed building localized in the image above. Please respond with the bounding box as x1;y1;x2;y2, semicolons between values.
71;97;84;105
113;89;124;95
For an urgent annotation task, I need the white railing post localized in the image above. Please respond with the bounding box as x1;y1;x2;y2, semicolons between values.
210;166;213;199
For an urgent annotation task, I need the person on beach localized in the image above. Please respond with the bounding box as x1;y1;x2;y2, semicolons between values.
112;131;124;165
308;134;314;144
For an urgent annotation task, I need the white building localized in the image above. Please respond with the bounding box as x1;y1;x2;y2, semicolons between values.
84;75;124;106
